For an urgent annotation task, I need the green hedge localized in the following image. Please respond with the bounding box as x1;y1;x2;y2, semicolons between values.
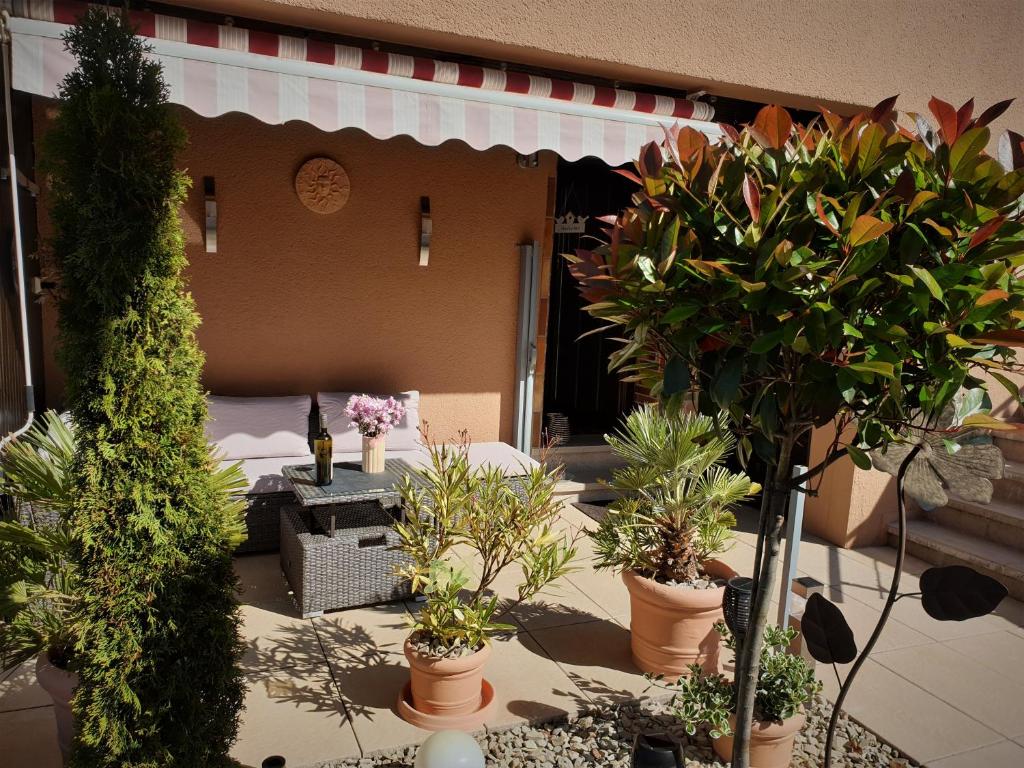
42;9;245;766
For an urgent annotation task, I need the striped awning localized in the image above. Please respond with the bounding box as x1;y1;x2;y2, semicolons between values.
6;0;721;165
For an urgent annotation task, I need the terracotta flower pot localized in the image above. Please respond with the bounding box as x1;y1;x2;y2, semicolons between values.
36;652;78;764
362;435;385;473
621;559;736;677
403;638;490;721
713;710;806;768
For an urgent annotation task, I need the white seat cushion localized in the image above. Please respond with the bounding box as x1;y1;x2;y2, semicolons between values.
316;390;421;451
207;395;312;460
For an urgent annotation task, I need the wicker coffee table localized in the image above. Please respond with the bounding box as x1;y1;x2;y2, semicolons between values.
279;459;421;617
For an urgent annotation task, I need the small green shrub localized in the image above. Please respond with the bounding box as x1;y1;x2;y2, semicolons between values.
0;412;80;671
590;405;758;582
663;623;820;737
396;433;576;655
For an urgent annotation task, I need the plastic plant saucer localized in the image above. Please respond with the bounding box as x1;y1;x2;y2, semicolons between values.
396;679;496;731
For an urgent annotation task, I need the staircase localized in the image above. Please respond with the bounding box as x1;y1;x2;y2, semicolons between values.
888;430;1024;600
541;442;623;504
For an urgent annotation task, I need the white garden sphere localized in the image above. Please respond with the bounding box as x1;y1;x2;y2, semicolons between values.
413;730;485;768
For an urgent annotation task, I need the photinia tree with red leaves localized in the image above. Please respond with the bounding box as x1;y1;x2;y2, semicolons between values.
569;96;1024;765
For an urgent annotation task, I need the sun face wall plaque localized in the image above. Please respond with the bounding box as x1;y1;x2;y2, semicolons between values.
295;157;350;214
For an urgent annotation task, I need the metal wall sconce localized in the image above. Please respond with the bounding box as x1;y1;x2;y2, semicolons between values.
516;152;539;168
419;196;431;267
203;176;217;254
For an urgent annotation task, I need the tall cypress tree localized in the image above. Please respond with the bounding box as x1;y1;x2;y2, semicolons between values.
42;9;245;766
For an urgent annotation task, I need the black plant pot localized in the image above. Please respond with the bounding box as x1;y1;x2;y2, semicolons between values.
261;757;286;768
631;733;684;767
723;576;754;639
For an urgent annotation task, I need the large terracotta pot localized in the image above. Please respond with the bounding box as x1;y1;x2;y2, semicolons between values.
404;638;490;718
622;559;736;677
36;652;78;764
713;711;806;768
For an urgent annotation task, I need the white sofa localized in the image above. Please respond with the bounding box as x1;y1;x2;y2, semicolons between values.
205;392;539;553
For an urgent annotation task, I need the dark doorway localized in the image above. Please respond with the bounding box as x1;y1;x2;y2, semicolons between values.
543;157;636;442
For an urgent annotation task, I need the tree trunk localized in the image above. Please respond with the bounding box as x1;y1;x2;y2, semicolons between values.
730;434;796;768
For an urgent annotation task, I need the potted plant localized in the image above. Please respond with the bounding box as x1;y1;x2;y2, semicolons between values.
394;432;576;729
590;405;759;677
663;623;820;768
1;412;81;762
345;394;407;473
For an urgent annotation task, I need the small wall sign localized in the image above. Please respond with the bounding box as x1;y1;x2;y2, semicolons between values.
295;157;350;214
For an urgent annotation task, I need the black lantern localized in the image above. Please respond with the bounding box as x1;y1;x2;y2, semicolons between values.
261;757;286;768
631;733;683;767
723;576;754;639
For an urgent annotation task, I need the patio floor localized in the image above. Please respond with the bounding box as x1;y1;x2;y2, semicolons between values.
2;502;1023;767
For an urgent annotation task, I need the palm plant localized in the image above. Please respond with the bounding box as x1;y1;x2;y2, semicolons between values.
591;405;759;583
0;411;80;670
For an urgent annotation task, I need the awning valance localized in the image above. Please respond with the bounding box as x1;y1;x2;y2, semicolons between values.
7;0;721;165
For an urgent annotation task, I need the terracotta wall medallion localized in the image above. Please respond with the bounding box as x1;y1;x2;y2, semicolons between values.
295;157;350;214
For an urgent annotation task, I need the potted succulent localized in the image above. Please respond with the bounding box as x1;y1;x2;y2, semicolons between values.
394;432;576;730
345;394;406;473
0;412;81;762
590;405;759;677
664;624;820;768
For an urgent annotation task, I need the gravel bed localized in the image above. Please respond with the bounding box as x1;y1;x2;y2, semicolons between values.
319;695;918;768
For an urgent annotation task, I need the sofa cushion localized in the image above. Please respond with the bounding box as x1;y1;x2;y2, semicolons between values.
207;395;312;460
317;390;420;451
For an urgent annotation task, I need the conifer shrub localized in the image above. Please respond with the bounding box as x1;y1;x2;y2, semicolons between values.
42;9;246;766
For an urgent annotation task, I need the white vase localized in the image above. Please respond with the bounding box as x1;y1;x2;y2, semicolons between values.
362;435;385;473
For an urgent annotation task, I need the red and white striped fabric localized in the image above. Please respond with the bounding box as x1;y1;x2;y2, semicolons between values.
7;0;721;164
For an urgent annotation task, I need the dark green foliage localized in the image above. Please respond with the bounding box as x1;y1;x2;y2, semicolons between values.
41;9;246;766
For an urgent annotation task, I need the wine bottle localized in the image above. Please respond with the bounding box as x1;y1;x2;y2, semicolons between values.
314;412;333;486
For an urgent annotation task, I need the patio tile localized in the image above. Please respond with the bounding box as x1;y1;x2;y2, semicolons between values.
0;659;51;713
818;658;1001;764
873;642;1024;738
527;618;655;706
943;631;1024;689
483;631;589;729
234;553;294;609
928;739;1024;768
239;603;322;672
808;587;932;660
0;705;62;768
232;665;359;768
315;603;429;754
562;564;632;620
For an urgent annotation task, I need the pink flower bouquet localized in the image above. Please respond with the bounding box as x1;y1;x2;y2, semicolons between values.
344;394;406;439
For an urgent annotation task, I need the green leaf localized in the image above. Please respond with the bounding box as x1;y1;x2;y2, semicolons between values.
842;323;864;339
663;356;690;396
750;329;784;354
846;444;871;470
662;302;700;324
949;126;990;180
711;356;744;409
848;361;896;379
637;255;657;283
910;266;944;301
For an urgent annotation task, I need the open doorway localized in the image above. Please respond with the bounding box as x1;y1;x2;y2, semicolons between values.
542;156;636;445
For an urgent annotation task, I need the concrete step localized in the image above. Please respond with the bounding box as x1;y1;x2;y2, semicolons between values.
992;459;1024;503
553;477;617;504
542;443;623;503
994;429;1024;463
887;518;1024;600
932;494;1024;550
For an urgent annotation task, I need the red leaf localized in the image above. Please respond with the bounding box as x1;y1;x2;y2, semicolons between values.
613;168;642;185
870;94;900;122
639;141;662;178
698;335;728;352
929;96;959;143
975;99;1014;128
967;215;1007;252
720;122;741;142
819;107;847;137
742;174;761;222
816;194;840;237
892;167;916;201
971;330;1024;347
977;289;1010;306
752;105;793;149
956;98;975;133
849;215;894;247
677;126;708;161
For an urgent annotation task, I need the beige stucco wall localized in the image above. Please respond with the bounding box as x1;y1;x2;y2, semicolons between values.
173;0;1024;137
36;104;555;443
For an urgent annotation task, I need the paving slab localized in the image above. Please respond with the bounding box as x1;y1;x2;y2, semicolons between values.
239;603;321;672
928;739;1024;768
818;658;1002;764
873;642;1024;738
0;659;51;713
943;630;1024;690
233;664;359;767
0;706;62;768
